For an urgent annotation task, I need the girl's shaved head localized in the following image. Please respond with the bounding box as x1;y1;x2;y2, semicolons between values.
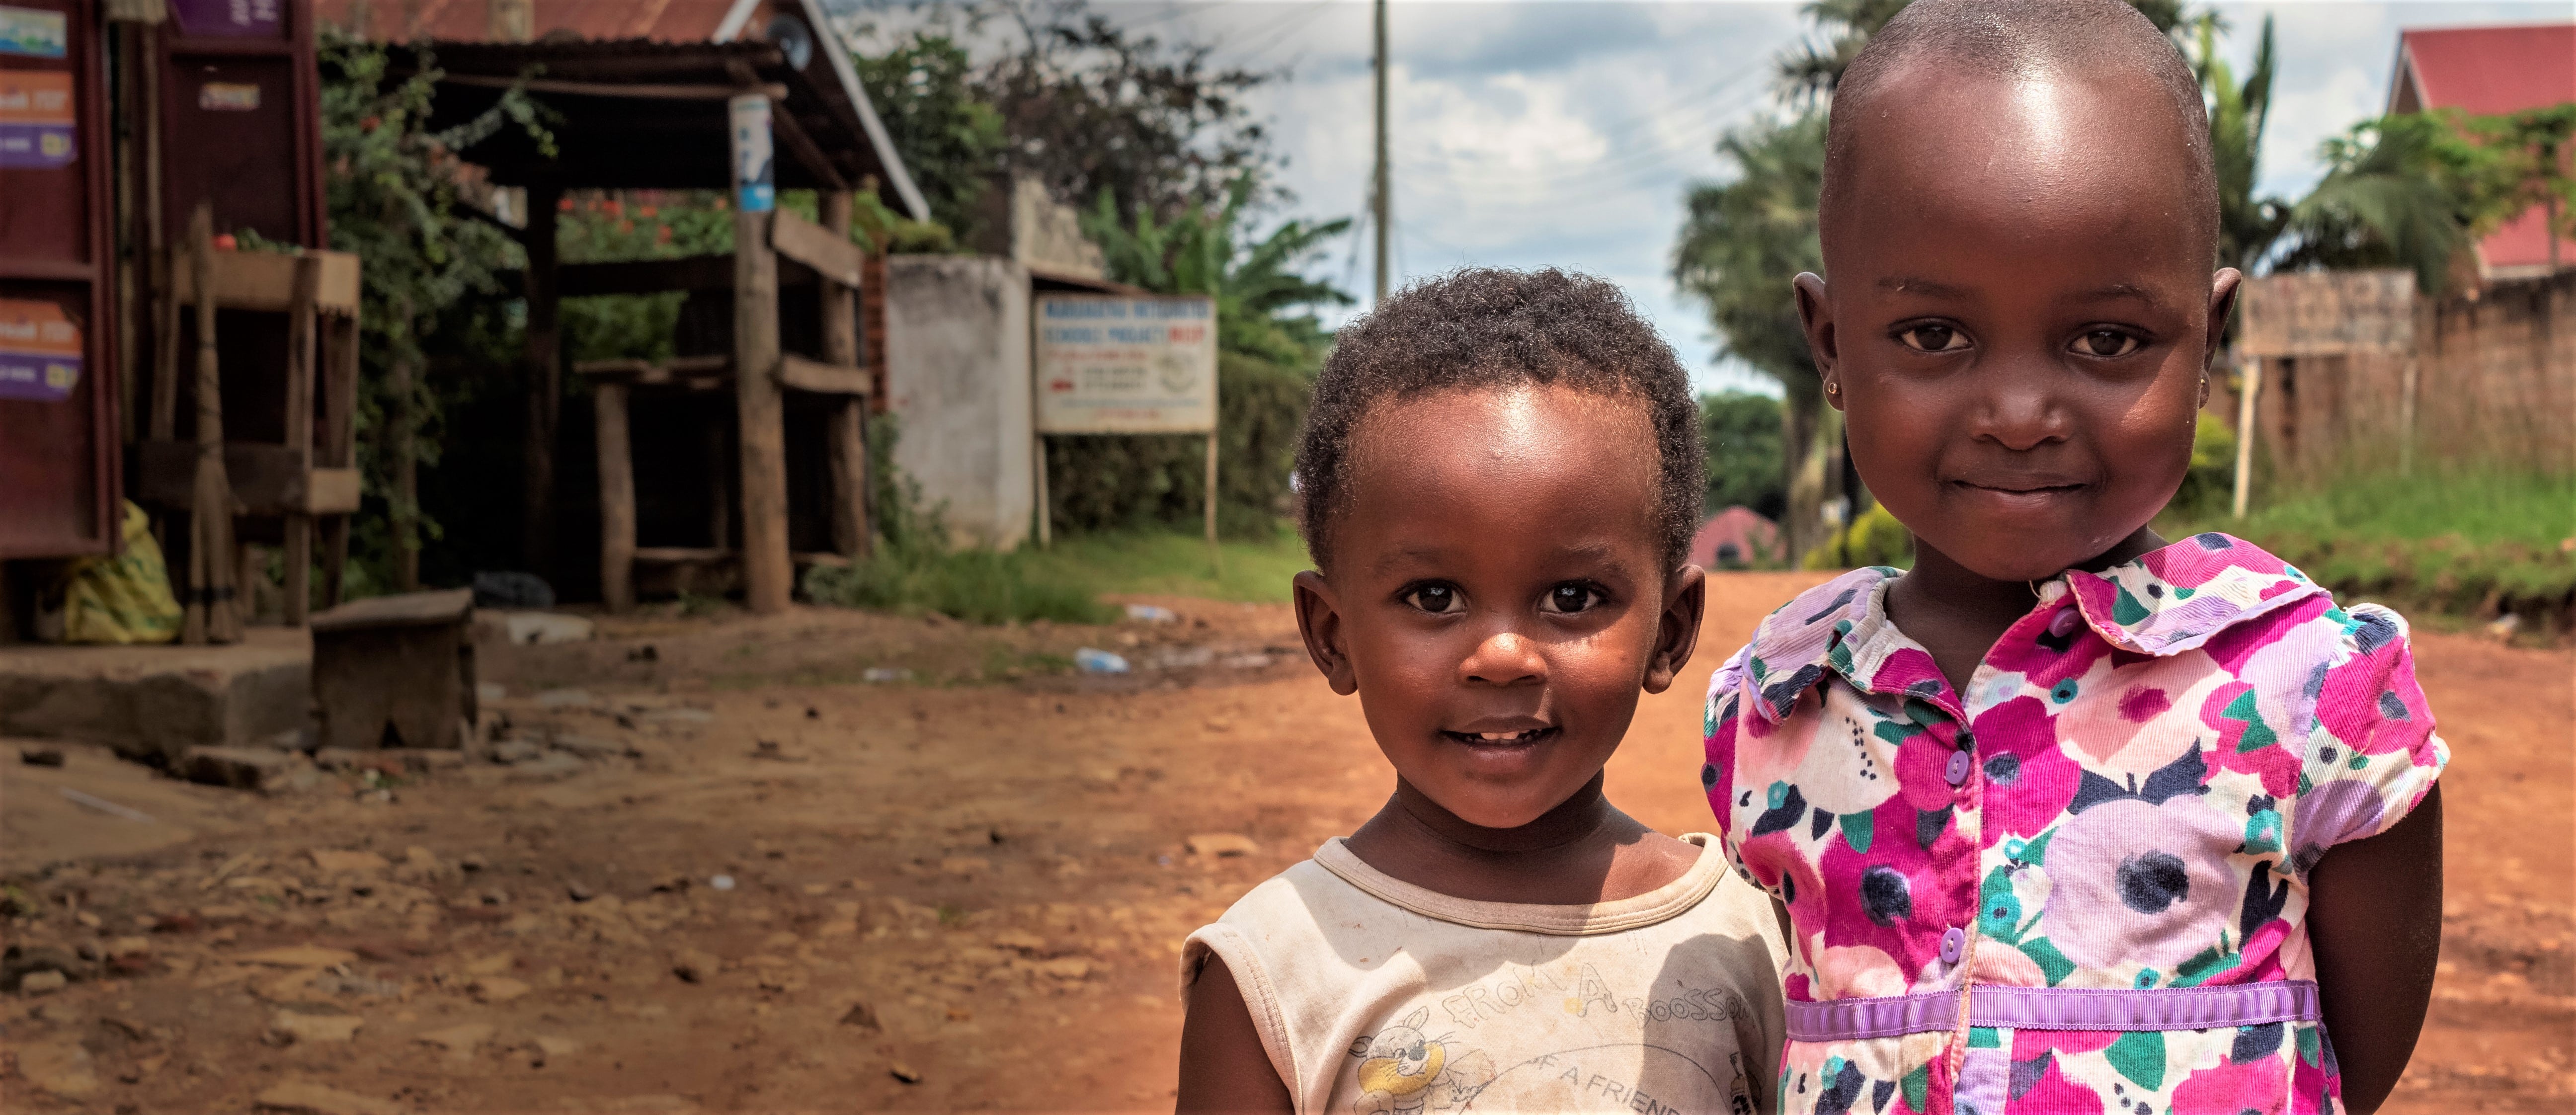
1820;0;2218;267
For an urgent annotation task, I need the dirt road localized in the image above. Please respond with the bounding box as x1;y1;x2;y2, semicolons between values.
1;573;2566;1112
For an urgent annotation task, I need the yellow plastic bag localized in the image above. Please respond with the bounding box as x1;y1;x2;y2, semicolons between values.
53;501;183;644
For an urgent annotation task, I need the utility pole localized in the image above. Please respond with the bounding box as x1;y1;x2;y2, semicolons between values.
1372;0;1390;303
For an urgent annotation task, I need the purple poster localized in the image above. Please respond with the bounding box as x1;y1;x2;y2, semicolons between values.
169;0;284;39
0;69;73;168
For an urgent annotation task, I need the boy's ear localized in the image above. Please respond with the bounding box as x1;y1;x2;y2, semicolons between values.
1792;273;1841;410
1642;564;1707;696
1292;570;1359;696
2204;268;2244;372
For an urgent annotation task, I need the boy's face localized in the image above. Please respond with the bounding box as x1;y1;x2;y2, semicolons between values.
1292;385;1704;830
1799;68;2240;582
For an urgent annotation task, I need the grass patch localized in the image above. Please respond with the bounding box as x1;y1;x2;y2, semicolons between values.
1019;525;1313;604
803;547;1115;626
2163;468;2576;631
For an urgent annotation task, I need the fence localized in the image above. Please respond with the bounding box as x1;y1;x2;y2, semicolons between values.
2228;269;2573;485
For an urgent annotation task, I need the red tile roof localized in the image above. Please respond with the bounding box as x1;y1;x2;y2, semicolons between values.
2388;23;2576;276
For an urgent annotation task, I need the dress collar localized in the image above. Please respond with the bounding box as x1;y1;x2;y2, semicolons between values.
1736;533;2324;725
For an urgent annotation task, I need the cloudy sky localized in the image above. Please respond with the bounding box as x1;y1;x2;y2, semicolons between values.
878;1;2569;394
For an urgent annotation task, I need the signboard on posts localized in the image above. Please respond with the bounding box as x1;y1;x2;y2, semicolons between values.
1034;295;1218;433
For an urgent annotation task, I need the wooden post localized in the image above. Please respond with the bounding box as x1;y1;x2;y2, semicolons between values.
1205;431;1220;569
730;94;792;613
319;314;357;608
2397;353;2419;478
388;293;420;593
181;205;240;644
1033;434;1050;549
520;181;564;581
282;254;320;625
820;190;870;560
595;383;636;610
2232;357;2261;519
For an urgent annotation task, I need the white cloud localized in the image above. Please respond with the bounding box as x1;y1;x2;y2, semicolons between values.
1071;0;2566;395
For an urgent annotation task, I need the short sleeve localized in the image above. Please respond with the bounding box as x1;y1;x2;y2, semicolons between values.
2290;604;2448;873
1702;645;1771;893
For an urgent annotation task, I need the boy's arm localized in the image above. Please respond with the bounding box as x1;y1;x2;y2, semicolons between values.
1176;954;1294;1114
2304;783;2442;1114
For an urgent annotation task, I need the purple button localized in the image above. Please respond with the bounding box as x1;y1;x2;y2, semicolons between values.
1944;750;1972;787
2048;608;2086;638
1940;928;1966;965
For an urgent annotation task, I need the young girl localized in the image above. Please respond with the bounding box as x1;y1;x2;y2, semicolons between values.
1700;2;2446;1114
1176;269;1787;1114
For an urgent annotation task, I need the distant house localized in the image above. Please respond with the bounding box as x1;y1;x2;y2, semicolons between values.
2384;23;2576;282
1692;507;1781;571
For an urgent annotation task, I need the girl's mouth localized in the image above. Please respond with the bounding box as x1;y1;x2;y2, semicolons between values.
1441;727;1558;747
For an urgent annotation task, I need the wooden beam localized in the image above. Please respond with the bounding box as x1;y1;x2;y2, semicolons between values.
557;253;736;297
770;208;865;290
821;190;869;560
767;101;848;190
319;315;358;609
137;443;361;516
735;180;792;613
595;383;636;611
775;353;872;396
439;74;790;101
572;354;733;385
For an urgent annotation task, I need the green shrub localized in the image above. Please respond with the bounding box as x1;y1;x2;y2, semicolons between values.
801;548;1112;626
1803;503;1914;570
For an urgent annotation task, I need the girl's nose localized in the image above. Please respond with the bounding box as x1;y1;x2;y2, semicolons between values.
1971;363;2073;452
1458;631;1546;687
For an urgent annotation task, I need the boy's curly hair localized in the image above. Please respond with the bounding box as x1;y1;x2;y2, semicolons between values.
1293;267;1704;574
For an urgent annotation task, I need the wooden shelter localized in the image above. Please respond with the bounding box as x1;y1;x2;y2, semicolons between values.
364;1;927;612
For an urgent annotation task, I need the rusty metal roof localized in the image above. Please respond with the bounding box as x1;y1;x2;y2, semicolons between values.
317;0;928;217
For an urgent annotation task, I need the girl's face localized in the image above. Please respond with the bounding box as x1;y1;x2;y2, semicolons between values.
1291;385;1703;830
1799;70;2240;582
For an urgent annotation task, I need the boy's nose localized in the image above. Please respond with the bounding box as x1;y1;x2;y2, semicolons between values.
1458;631;1546;687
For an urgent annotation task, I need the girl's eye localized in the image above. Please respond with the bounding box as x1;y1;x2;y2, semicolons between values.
1405;584;1461;614
1539;583;1603;615
2074;329;2143;357
1896;324;1968;353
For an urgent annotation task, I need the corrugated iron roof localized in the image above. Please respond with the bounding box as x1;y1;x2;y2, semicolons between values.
2388;23;2576;276
314;0;747;44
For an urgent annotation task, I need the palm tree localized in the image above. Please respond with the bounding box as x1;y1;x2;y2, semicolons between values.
2277;113;2487;296
2189;13;2287;273
1674;112;1835;559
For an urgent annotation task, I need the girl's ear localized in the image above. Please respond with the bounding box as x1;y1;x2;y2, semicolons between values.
1642;564;1707;695
2204;268;2244;371
1292;570;1359;696
1792;273;1842;410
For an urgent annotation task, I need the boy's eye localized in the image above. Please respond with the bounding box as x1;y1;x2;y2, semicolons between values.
1539;583;1603;615
2074;329;2142;357
1404;584;1462;614
1896;324;1968;353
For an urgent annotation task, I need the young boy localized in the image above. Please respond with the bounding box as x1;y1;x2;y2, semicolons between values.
1174;269;1788;1114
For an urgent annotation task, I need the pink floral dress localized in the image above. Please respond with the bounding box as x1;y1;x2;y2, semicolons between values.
1700;534;2445;1115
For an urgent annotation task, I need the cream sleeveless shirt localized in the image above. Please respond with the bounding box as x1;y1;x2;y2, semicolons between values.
1180;834;1787;1115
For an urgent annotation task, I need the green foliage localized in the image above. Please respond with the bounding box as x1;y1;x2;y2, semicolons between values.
1082;176;1353;367
2188;13;2287;274
801;547;1111;625
1802;502;1914;570
852;31;1008;237
1674;112;1826;398
2165;468;2576;628
1045;177;1351;538
553;192;736;367
316;29;550;587
2169;411;2239;520
1701;392;1787;521
2279;105;2575;296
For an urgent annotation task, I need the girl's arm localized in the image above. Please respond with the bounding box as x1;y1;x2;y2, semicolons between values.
2304;783;2443;1114
1176;954;1294;1114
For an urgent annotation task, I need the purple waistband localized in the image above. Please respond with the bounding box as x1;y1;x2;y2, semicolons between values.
1784;980;2323;1042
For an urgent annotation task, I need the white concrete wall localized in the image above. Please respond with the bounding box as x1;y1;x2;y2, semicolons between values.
882;255;1034;550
